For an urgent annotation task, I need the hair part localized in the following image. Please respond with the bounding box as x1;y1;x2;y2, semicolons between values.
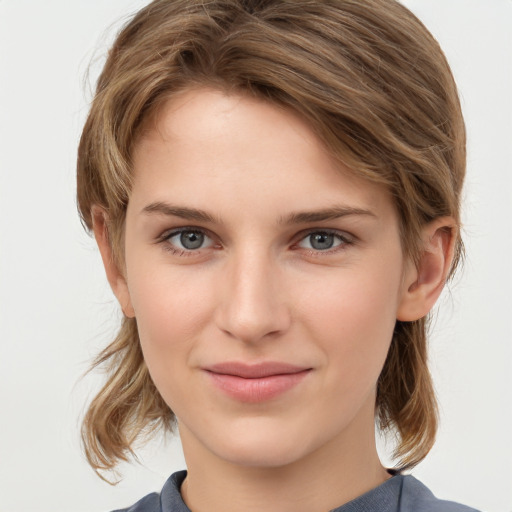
78;0;465;477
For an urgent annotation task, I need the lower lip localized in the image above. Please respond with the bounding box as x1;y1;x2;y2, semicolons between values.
205;370;311;403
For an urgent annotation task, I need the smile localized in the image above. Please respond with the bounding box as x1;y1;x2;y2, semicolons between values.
203;362;312;403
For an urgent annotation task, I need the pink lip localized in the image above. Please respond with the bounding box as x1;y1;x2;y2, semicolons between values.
203;362;311;403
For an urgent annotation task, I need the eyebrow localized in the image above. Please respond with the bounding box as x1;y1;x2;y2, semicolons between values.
278;206;376;225
142;202;219;223
141;202;376;224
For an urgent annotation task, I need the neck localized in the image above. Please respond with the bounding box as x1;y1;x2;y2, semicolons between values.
179;402;390;512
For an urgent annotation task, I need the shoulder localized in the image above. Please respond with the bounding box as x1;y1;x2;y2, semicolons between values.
111;492;161;512
400;475;481;512
110;470;189;512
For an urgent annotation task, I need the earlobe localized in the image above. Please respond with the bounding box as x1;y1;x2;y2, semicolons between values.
397;217;457;322
91;205;135;318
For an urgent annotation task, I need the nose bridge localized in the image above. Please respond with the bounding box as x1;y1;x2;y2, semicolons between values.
216;245;290;343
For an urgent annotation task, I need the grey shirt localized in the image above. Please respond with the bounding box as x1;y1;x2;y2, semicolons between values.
112;470;480;512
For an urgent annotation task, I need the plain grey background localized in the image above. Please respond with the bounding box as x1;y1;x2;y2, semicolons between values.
0;1;511;511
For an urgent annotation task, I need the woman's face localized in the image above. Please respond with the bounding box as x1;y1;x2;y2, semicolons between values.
121;88;410;468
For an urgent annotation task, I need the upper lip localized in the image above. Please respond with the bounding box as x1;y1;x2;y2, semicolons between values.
204;362;311;379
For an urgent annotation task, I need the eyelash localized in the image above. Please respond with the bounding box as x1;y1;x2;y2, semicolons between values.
293;229;354;257
157;227;354;257
157;227;216;257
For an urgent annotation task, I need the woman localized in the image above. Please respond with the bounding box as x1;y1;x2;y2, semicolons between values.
77;1;479;510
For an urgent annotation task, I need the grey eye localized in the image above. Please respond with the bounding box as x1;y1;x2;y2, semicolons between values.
168;230;212;250
180;231;204;249
298;232;343;251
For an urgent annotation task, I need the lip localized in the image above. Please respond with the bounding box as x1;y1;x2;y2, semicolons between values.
203;362;312;403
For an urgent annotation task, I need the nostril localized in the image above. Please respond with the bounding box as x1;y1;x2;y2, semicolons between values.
215;297;291;344
214;258;292;343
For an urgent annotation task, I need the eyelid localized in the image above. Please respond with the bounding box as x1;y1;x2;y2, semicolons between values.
157;225;208;240
157;226;217;251
292;228;356;253
155;226;355;256
295;228;355;243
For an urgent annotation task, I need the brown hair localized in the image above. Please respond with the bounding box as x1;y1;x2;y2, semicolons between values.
78;0;465;476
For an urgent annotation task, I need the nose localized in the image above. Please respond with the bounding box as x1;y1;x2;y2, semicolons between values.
214;250;291;344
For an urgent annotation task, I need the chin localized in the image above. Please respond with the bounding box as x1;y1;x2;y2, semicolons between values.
204;421;319;469
217;442;305;469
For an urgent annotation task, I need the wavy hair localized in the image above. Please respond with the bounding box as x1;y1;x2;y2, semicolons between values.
77;0;465;476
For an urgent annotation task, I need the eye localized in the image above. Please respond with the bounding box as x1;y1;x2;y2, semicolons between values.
165;229;214;251
297;231;347;251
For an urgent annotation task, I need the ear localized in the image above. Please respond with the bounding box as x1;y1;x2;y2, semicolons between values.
397;217;457;322
91;205;135;318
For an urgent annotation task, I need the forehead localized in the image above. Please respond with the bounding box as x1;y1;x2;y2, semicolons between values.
130;87;395;223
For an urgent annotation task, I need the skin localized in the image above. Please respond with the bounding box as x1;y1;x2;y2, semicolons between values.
94;88;455;512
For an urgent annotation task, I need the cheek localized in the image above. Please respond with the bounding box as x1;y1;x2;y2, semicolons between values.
133;278;189;337
299;264;401;388
125;264;214;399
128;254;213;336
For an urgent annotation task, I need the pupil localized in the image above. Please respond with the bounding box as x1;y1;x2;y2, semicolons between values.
180;231;204;250
310;232;334;250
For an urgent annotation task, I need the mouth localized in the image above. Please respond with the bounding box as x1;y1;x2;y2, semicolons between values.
203;362;312;403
